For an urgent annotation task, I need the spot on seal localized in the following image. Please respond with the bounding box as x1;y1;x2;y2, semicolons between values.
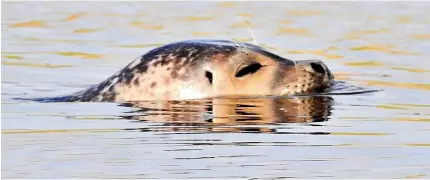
150;82;157;88
171;71;179;79
133;79;140;86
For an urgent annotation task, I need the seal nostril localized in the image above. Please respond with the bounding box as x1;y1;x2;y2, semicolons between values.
310;62;325;75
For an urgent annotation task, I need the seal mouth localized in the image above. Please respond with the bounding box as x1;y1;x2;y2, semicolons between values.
279;80;331;96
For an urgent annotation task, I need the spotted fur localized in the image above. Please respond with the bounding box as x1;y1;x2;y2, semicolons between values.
32;39;334;102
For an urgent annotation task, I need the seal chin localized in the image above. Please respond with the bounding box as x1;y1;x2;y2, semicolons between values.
279;83;330;96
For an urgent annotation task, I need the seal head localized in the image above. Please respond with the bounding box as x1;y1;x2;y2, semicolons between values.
54;40;334;102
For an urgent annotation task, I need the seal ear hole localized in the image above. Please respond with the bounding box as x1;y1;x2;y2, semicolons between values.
205;71;213;84
235;63;263;78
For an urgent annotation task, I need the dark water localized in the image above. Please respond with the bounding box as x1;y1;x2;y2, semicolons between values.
2;1;430;179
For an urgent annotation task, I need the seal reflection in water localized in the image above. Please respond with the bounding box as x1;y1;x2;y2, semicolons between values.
53;39;334;102
120;96;333;132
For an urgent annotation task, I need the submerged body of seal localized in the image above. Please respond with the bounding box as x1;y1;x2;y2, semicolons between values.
37;39;335;102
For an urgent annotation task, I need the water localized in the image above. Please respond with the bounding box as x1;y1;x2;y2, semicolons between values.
2;1;430;179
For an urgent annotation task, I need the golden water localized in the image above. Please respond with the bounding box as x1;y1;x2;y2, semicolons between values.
2;1;430;179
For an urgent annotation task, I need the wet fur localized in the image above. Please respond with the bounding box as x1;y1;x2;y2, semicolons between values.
29;39;333;102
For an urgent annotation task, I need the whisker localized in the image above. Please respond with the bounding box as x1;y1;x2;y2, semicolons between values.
244;22;258;45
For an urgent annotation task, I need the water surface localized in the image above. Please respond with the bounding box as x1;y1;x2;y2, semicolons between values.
2;2;430;179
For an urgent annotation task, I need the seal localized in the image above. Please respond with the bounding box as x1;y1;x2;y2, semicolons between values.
35;39;334;102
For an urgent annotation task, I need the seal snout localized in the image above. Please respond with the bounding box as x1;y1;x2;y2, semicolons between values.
279;60;333;96
296;60;333;80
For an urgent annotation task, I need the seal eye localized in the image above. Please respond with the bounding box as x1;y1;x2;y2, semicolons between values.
205;71;213;84
235;63;262;78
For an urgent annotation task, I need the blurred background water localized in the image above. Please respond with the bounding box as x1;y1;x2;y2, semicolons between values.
2;1;430;179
